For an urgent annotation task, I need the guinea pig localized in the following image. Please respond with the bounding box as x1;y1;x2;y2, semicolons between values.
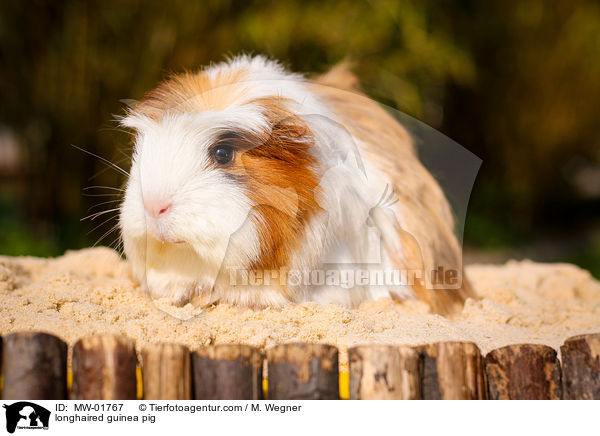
119;55;476;315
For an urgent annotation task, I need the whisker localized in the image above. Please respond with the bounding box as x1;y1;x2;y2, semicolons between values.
97;125;135;137
88;199;122;211
71;144;129;177
87;215;119;235
81;208;120;222
92;224;121;248
84;186;125;192
88;156;131;181
83;193;123;197
114;238;125;256
109;235;124;255
115;148;132;160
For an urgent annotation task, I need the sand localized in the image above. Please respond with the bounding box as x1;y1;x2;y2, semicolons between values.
0;247;599;366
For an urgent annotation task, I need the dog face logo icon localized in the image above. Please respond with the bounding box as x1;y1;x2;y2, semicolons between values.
2;402;50;433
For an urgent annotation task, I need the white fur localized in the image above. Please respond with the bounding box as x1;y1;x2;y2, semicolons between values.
120;55;414;308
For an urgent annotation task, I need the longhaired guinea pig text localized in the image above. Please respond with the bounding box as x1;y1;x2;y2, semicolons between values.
118;55;476;315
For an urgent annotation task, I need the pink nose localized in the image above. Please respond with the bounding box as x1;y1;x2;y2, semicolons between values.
143;197;172;218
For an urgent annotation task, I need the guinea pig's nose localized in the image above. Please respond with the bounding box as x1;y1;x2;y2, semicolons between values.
143;197;172;218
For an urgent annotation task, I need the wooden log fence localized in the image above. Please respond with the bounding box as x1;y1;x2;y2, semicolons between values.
0;332;598;400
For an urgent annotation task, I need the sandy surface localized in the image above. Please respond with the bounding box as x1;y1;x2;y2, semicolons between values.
0;247;599;365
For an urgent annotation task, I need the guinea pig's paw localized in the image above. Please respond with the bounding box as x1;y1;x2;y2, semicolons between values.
190;292;213;308
169;287;194;307
144;271;196;307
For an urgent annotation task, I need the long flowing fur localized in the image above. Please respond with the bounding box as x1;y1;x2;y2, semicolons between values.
119;55;476;315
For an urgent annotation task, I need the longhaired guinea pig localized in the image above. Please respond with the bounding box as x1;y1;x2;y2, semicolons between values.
119;55;476;315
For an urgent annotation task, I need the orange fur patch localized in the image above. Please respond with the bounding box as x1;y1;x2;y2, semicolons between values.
240;98;322;273
134;67;248;118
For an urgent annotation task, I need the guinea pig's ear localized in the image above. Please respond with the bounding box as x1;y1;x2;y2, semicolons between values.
272;115;311;142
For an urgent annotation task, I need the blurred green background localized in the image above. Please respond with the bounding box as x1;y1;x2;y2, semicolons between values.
0;0;599;276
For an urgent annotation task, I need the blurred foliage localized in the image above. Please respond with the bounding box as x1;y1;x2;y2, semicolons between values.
569;236;600;279
0;0;599;274
0;195;59;256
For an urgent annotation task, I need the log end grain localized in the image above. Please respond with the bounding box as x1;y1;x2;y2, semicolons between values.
485;344;562;400
71;334;137;400
348;345;421;400
2;332;68;400
560;333;600;400
267;343;338;400
142;343;191;400
192;344;263;400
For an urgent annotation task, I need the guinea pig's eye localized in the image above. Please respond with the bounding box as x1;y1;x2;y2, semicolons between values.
212;144;235;165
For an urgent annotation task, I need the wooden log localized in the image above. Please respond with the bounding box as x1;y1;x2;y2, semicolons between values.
71;335;137;400
348;345;421;399
419;341;486;400
192;344;263;400
267;343;338;400
560;333;600;399
485;344;562;400
2;332;67;400
142;343;192;400
418;344;442;400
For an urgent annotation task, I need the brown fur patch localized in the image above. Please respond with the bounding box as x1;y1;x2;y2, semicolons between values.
238;98;322;274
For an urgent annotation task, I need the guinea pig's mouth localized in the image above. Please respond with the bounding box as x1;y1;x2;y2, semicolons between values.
163;238;186;245
153;234;186;245
147;227;186;245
